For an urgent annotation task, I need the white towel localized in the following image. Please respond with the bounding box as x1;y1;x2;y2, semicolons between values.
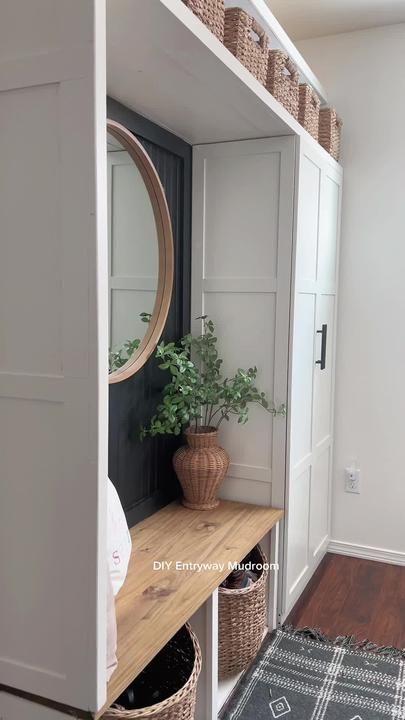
107;477;132;595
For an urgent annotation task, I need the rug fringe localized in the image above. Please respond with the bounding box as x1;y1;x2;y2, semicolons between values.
281;624;405;659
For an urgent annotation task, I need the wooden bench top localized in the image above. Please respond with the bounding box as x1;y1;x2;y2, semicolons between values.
98;499;283;717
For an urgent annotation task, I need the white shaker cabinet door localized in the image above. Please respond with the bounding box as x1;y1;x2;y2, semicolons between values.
192;137;295;508
0;0;108;713
283;140;343;616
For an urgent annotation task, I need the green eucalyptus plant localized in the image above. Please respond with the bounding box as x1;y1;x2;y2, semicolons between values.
109;338;141;372
141;316;285;438
108;312;152;372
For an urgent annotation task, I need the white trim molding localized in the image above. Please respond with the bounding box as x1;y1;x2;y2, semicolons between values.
328;540;405;567
228;463;271;484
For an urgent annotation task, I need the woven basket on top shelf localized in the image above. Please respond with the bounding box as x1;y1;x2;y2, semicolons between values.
319;107;343;161
266;50;299;119
218;544;268;679
224;7;269;85
298;83;320;140
182;0;225;41
103;624;201;720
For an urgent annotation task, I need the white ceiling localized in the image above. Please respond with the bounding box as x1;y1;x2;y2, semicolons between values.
266;0;405;40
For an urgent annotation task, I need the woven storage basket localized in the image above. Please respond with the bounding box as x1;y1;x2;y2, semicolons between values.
319;107;343;161
298;83;320;140
224;8;269;85
103;624;202;720
182;0;225;40
218;545;268;679
266;50;299;119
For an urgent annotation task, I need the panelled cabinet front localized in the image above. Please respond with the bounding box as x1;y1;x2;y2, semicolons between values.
0;0;108;715
192;138;295;509
192;136;343;624
283;139;343;616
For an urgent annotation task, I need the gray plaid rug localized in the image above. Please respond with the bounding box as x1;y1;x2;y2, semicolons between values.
221;627;405;720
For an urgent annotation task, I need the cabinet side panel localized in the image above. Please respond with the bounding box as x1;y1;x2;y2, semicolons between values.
0;0;107;711
192;137;295;508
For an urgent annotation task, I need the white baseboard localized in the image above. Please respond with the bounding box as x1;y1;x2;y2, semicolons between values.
328;540;405;567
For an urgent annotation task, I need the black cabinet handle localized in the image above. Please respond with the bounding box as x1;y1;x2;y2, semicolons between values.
316;324;327;370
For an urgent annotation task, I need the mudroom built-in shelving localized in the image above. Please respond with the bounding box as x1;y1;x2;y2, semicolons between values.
107;0;335;154
0;1;342;719
97;501;283;718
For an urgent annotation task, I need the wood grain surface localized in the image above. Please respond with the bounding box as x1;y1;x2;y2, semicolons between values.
287;553;405;649
99;499;283;717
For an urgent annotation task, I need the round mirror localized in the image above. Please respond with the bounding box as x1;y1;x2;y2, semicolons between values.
107;120;174;383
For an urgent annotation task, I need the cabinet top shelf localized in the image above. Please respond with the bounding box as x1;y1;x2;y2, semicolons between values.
97;499;283;717
106;0;340;167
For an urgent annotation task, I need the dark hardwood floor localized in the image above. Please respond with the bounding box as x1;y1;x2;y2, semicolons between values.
286;553;405;649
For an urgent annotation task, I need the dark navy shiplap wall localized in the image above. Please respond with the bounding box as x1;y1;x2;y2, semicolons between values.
107;98;192;528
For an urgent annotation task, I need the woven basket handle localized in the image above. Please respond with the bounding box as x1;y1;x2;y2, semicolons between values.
309;87;320;109
285;56;299;82
251;17;267;50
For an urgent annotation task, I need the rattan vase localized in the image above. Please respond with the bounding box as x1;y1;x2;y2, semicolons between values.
173;427;229;510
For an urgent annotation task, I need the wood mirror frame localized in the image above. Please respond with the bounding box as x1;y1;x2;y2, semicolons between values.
107;119;174;383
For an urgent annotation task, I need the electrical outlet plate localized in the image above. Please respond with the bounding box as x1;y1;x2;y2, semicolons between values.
345;467;360;494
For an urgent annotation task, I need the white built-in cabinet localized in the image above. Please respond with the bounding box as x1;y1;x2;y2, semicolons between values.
0;0;342;717
0;0;108;715
285;141;342;615
192;138;295;508
192;136;343;621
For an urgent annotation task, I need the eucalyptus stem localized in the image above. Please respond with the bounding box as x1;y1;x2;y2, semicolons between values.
208;404;218;426
208;404;228;424
140;317;276;440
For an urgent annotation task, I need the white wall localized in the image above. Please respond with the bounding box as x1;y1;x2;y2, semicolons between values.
298;24;405;559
